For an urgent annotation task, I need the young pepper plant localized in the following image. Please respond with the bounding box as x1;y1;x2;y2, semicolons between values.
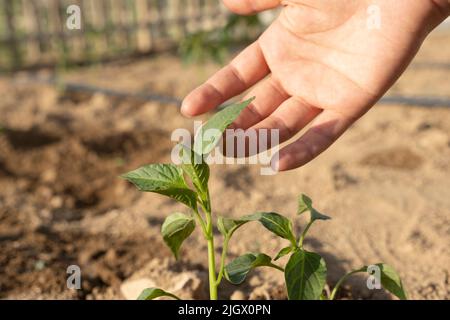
121;98;407;300
121;98;255;300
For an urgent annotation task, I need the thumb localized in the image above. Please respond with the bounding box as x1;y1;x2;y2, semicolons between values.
222;0;281;15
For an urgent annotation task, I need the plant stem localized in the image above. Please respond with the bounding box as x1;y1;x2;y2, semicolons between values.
193;208;208;236
216;236;230;285
207;230;218;300
202;194;218;300
329;270;360;300
298;220;313;248
269;263;285;272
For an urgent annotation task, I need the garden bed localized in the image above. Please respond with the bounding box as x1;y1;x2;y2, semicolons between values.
0;39;449;299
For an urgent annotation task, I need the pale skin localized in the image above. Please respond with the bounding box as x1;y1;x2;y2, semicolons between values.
181;0;450;171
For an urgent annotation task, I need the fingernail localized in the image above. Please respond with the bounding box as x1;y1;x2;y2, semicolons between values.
180;102;187;113
180;103;193;118
271;156;280;172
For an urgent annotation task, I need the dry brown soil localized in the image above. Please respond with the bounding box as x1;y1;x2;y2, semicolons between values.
0;31;449;300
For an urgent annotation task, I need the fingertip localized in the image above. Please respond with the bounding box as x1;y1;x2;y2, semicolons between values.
180;100;196;118
222;0;281;15
274;149;308;172
181;89;206;117
222;0;254;15
270;155;280;172
276;155;292;172
272;154;304;172
182;83;226;117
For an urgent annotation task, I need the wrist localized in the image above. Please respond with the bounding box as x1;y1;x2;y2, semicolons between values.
430;0;450;18
422;0;450;33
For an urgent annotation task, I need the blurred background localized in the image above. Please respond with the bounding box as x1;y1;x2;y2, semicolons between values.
0;0;449;300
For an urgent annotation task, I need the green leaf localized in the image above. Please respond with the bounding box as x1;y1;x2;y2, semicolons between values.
194;97;255;155
161;213;196;260
364;264;407;300
225;253;274;285
217;216;246;238
297;194;331;221
330;263;407;300
285;250;327;300
311;208;331;221
121;164;197;210
274;246;294;261
298;194;313;215
178;144;210;198
137;288;180;300
243;212;296;245
217;212;296;245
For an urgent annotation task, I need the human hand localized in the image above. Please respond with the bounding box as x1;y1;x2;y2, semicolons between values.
182;0;450;171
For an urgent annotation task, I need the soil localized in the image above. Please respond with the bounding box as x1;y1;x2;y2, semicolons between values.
0;31;449;300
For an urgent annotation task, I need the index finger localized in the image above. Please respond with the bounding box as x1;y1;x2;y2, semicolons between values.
181;41;270;117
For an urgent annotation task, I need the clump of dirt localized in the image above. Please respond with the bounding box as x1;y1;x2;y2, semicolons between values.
360;147;424;170
0;213;166;299
0;127;170;211
0;80;179;299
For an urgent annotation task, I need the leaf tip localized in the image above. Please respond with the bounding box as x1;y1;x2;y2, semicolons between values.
297;193;313;215
245;96;256;104
119;173;130;181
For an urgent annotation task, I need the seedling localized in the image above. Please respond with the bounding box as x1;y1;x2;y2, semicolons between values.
121;98;407;300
